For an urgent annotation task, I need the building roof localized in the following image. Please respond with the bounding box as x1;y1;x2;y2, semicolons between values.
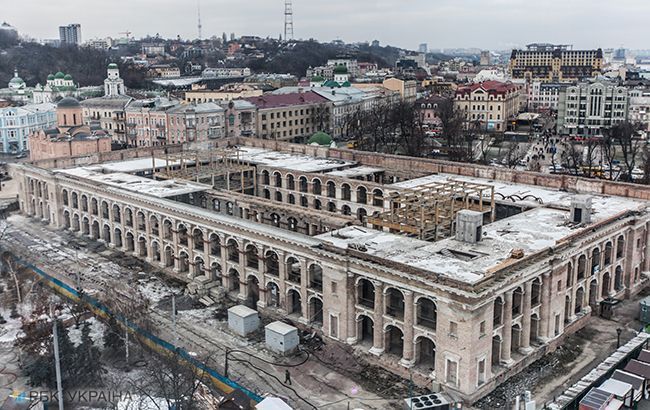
611;370;645;392
80;95;132;109
624;360;650;379
108;63;118;69
57;96;81;108
265;321;297;335
599;379;632;397
230;146;355;173
333;64;348;74
456;80;520;97
637;349;650;363
54;72;65;79
166;102;224;114
244;91;328;109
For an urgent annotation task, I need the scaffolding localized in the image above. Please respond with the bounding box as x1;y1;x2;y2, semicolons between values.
156;147;257;194
367;179;495;241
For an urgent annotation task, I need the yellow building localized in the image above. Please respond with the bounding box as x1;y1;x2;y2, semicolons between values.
509;44;603;82
455;81;522;132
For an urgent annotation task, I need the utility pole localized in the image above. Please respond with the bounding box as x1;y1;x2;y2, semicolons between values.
52;313;64;410
284;0;294;41
172;292;177;340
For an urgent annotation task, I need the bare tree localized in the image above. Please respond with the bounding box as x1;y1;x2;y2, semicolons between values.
612;122;643;181
437;98;466;160
600;132;618;180
560;141;582;176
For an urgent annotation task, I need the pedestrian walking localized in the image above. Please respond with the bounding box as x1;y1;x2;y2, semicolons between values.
284;369;292;385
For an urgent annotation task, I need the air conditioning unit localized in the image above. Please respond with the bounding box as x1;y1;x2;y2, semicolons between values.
403;393;452;410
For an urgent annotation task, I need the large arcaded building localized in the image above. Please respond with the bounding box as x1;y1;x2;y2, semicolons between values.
509;43;603;83
14;138;650;403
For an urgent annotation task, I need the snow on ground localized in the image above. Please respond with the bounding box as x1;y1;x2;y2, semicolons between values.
0;307;23;344
137;278;183;304
67;316;106;348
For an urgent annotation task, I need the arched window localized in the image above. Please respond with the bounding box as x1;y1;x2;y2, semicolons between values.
227;239;239;263
493;297;503;326
327;181;336;198
577;255;586;280
385;288;405;319
299;176;308;193
274;172;282;188
312;179;322;195
616;235;625;259
286;257;301;283
286;174;295;190
261;170;270;185
373;189;384;207
531;279;542;306
591;248;601;275
246;245;259;269
341;184;351;201
308;264;323;292
357;186;367;204
265;251;279;276
416;298;437;330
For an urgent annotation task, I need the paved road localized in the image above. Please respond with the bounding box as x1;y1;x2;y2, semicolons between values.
1;214;394;409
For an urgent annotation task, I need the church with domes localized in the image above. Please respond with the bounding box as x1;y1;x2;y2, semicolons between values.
33;71;78;103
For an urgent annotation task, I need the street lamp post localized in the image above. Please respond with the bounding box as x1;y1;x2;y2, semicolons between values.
617;328;623;348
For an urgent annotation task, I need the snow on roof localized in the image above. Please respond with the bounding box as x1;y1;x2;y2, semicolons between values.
57;167;207;198
316;207;584;284
231;146;356;173
390;172;648;222
228;305;258;318
89;157;183;173
265;321;297;335
256;397;293;410
326;166;385;178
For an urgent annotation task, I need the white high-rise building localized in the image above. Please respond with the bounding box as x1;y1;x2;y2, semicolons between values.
104;63;126;97
59;24;81;45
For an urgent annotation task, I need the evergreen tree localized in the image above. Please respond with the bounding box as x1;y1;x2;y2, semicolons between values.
102;317;125;354
74;321;103;385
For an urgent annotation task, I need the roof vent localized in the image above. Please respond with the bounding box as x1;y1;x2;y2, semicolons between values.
455;210;483;243
570;195;592;224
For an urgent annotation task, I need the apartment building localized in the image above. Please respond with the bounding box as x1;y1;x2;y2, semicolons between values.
509;44;603;82
455;81;523;132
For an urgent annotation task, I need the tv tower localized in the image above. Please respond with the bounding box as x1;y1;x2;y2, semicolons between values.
284;0;294;41
197;0;203;39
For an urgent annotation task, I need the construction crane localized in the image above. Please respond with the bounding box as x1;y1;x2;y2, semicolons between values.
119;30;132;40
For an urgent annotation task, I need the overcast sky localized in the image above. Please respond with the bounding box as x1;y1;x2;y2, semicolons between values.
6;0;650;51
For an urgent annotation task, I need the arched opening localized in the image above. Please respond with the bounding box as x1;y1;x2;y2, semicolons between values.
493;297;503;326
575;287;585;314
178;252;189;273
357;186;367;204
263;189;270;200
211;263;222;283
531;279;542;306
309;297;323;325
312;179;322;195
209;234;221;256
415;336;436;370
114;228;122;248
577;255;586;280
327;181;336;198
357;208;367;223
589;279;598;307
373;189;384;207
62;190;69;206
288;217;298;231
385;288;405;319
261;170;270;185
81;195;88;212
227;239;239;263
103;224;111;243
101;201;109;219
177;224;188;246
341;184;351;201
194;256;205;276
229;268;240;292
300;196;308;208
112;205;121;223
286;257;301;283
265;251;279;276
193;229;204;252
616;235;625;259
566;262;573;287
602;272;611;298
614;266;623;291
267;282;280;308
152;241;161;263
299;176;308;193
604;241;613;265
357;279;375;308
275;191;282;202
125;232;135;252
530;313;540;342
246;245;259;269
164;246;174;268
385;325;404;357
512;287;523;316
150;216;159;236
314;198;322;210
327;202;336;213
591;248;601;275
124;208;133;226
491;336;502;369
273;171;282;188
511;324;522;352
286;174;295;190
287;194;295;205
71;192;78;209
341;205;351;216
72;214;80;232
91;221;100;240
213;199;221;212
247;276;260;307
270;213;280;227
82;217;89;235
136;212;146;231
63;211;71;229
308;264;323;292
564;295;571;323
287;289;302;315
90;198;98;215
138;237;147;257
416;298;437;331
358;315;374;344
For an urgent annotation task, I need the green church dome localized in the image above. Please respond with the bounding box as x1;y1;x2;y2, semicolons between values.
108;63;118;69
54;72;65;79
63;74;73;80
333;64;348;74
308;131;332;146
9;76;24;85
311;75;324;82
47;74;55;80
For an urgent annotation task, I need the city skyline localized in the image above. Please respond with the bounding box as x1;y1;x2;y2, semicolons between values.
5;0;650;51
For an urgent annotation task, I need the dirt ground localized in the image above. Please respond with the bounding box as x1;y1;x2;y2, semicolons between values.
474;287;649;409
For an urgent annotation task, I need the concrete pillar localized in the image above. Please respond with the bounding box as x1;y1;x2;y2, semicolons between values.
172;223;180;273
277;251;287;314
370;282;385;355
538;272;551;341
346;272;356;344
299;258;309;324
501;291;514;364
520;281;533;353
400;290;415;367
187;227;196;279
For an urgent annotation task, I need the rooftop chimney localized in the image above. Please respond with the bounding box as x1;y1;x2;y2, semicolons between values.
455;210;483;243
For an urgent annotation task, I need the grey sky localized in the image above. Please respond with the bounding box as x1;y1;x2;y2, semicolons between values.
6;0;650;51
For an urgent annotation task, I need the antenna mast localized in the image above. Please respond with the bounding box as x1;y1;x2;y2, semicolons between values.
284;0;294;41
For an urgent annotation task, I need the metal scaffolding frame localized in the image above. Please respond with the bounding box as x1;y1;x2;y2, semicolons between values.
156;147;257;194
367;179;495;241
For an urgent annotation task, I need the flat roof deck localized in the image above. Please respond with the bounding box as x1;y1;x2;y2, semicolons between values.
326;166;385;178
316;206;620;284
229;146;356;173
90;158;183;174
57;167;208;198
